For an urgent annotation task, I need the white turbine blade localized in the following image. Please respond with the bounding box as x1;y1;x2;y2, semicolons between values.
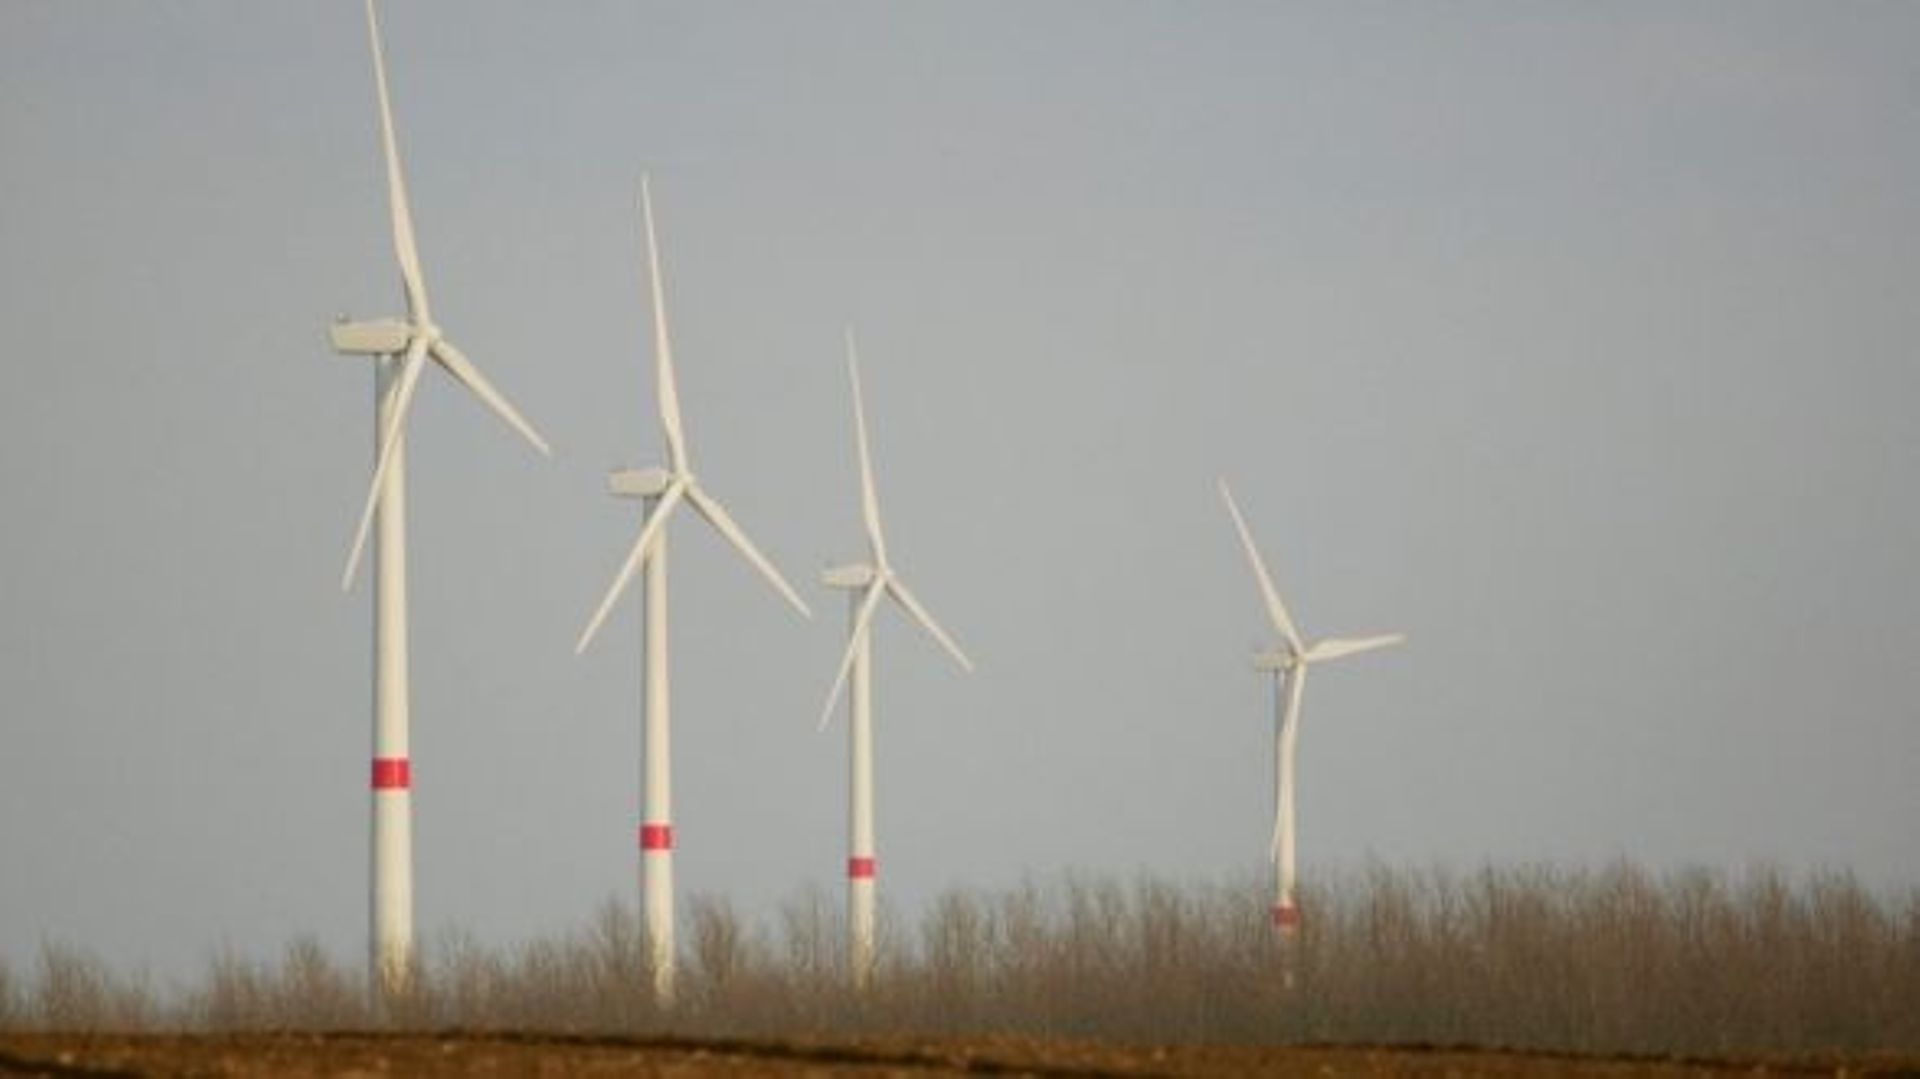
1271;666;1307;861
886;577;973;673
639;175;688;472
1218;478;1305;653
364;0;427;320
575;480;686;653
844;328;887;566
818;580;889;730
1304;633;1406;663
429;338;551;456
342;335;431;590
684;483;812;618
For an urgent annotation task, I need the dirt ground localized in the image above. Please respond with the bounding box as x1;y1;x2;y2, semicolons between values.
2;1033;1914;1078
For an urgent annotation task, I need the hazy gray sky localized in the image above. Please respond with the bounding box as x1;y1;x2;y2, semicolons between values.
2;2;1916;980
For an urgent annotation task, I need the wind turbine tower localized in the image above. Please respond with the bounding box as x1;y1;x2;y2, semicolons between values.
819;330;973;991
326;0;551;994
576;178;812;1007
1218;479;1402;940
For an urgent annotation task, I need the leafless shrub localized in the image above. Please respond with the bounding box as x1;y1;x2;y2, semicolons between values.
0;955;16;1030
582;897;653;1030
192;947;269;1029
31;942;155;1032
494;936;577;1030
770;883;843;1030
280;935;364;1030
6;865;1917;1052
425;926;508;1029
919;887;989;1028
33;943;108;1031
685;891;767;1022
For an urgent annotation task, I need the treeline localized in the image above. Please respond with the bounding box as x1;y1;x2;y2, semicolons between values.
3;862;1916;1055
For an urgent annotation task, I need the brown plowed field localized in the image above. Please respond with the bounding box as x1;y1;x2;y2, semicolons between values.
0;1034;1911;1078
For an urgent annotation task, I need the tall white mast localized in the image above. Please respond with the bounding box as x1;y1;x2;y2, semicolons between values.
640;506;674;1001
368;357;414;989
847;593;876;987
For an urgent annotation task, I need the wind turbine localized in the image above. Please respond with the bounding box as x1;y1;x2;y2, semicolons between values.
324;0;550;995
1218;479;1402;939
818;329;973;991
575;176;812;1007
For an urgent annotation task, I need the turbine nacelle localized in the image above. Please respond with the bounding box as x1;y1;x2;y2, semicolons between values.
1252;649;1299;673
329;317;412;356
823;563;879;590
609;466;675;500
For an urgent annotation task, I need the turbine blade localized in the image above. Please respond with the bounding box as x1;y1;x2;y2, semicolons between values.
364;0;428;320
818;581;889;730
575;480;686;653
844;327;887;566
1272;666;1307;861
684;483;812;618
640;176;688;472
1218;478;1305;653
886;577;972;673
429;338;551;456
1304;633;1406;663
342;335;430;590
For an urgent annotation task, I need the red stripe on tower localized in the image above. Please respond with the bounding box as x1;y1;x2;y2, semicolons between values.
371;758;411;790
847;857;876;880
639;824;674;851
1271;904;1300;929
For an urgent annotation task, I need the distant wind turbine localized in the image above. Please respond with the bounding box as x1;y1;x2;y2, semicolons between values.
818;329;973;991
325;0;550;995
1218;479;1402;939
575;177;812;1007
